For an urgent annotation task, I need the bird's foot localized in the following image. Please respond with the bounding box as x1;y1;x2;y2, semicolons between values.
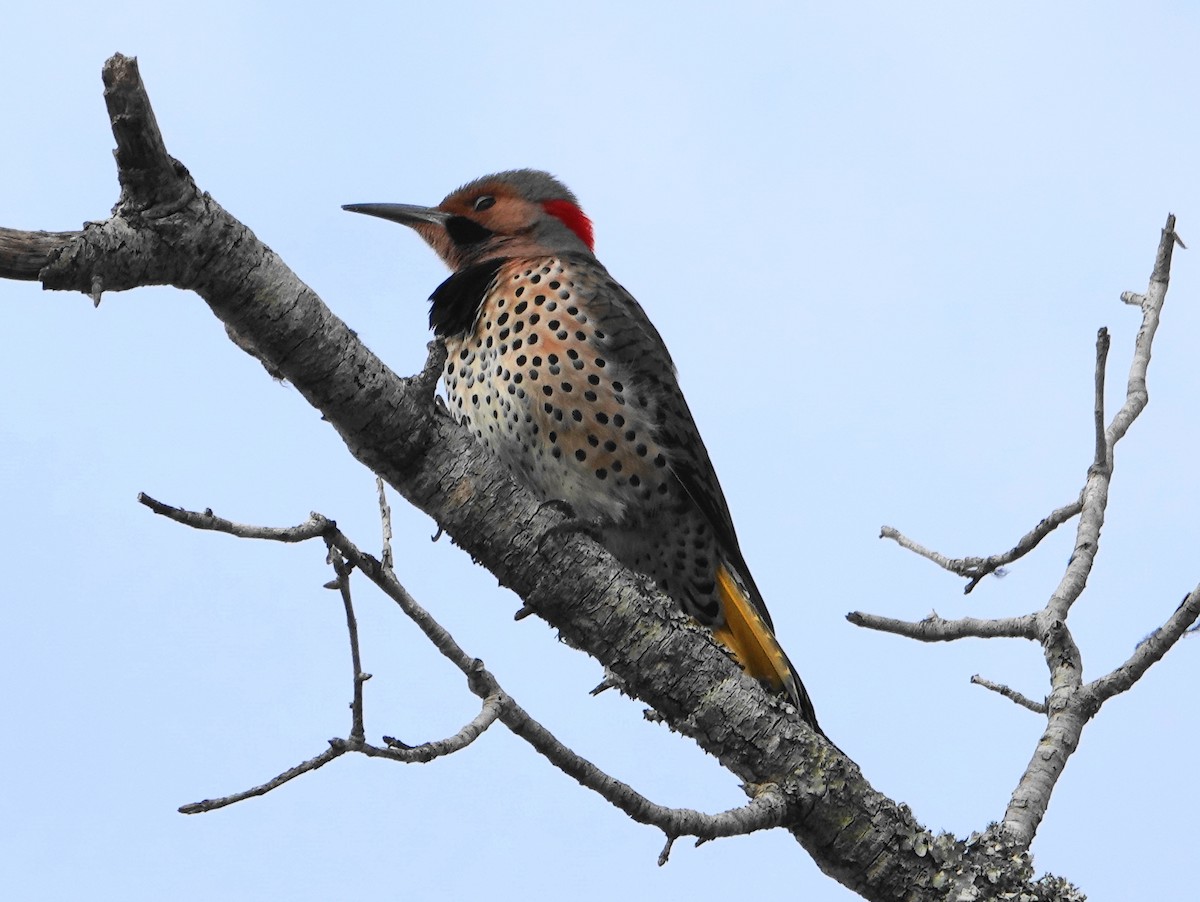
535;499;606;552
535;498;577;519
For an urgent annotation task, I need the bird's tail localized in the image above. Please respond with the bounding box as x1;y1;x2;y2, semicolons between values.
711;563;821;734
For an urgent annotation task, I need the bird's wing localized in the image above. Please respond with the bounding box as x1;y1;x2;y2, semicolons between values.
572;256;774;628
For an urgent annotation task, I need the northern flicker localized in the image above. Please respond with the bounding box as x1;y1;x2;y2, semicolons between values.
345;170;820;732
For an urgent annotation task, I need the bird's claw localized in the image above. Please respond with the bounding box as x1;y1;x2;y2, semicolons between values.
535;502;606;552
535;498;577;519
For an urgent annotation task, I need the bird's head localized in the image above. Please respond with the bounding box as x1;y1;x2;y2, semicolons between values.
344;169;594;270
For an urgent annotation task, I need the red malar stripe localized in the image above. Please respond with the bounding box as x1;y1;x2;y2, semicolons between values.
542;199;595;251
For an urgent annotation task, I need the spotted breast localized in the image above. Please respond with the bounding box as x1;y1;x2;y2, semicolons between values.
444;257;673;523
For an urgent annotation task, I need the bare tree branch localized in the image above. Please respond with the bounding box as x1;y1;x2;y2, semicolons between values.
322;524;797;854
376;476;394;571
140;494;796;856
136;493;329;541
377;694;503;762
1105;215;1182;451
179;745;344;815
138;495;507;808
880;499;1082;594
1092;327;1111;473
857;214;1194;855
847;610;1037;642
1000;215;1190;848
971;676;1047;714
0;227;83;280
324;544;367;742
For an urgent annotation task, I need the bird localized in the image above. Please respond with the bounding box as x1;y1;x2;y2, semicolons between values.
344;170;820;732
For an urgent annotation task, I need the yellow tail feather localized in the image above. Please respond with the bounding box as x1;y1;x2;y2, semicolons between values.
711;564;791;691
711;563;819;732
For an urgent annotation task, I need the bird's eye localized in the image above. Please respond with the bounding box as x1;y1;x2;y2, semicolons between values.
473;195;496;212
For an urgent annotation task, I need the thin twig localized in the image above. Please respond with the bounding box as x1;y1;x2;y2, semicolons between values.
846;610;1038;642
326;544;367;742
658;835;676;867
179;745;344;814
878;527;960;573
1120;290;1144;307
137;493;329;541
376;476;394;571
374;692;504;763
1092;328;1111;473
1104;213;1181;451
970;675;1047;714
881;500;1082;594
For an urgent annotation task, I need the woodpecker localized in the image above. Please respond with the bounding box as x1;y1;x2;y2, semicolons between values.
345;170;820;732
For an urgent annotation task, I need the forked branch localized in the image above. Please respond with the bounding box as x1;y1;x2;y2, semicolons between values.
138;493;789;858
879;500;1082;594
852;215;1198;850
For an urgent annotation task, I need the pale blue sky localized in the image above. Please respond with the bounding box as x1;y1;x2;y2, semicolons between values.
3;3;1198;900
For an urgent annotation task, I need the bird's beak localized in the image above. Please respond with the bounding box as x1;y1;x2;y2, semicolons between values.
342;203;451;228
